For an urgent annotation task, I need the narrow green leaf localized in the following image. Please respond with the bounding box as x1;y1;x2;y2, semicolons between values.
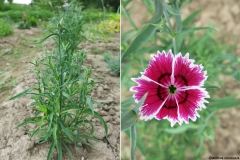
83;109;108;138
125;129;146;156
57;139;62;160
196;111;216;135
53;125;58;150
208;95;240;111
63;143;73;160
164;3;181;15
36;33;59;44
47;141;55;160
233;70;240;82
132;92;148;113
122;0;163;60
121;97;135;108
144;0;163;24
196;136;204;155
178;27;216;35
62;91;77;108
48;113;54;132
121;110;138;131
79;134;99;142
122;24;158;60
130;125;137;160
91;99;104;107
16;116;42;128
86;96;94;114
204;84;219;89
34;106;48;115
173;1;182;33
163;124;198;134
60;109;79;115
76;119;95;134
121;97;135;113
77;139;95;150
9;88;34;101
59;121;74;141
26;127;41;138
121;4;138;30
183;9;201;26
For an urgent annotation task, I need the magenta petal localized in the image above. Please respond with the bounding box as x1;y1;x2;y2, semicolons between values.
174;53;207;87
142;50;173;86
130;78;166;120
176;88;209;123
155;96;180;126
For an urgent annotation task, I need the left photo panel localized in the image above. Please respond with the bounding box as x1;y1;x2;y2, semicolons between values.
0;1;120;160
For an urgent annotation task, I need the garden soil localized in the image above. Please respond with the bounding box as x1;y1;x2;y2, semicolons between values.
121;0;240;159
0;28;120;159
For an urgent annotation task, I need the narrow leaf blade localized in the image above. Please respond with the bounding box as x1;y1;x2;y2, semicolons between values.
130;125;137;160
121;110;138;131
9;88;33;101
84;109;108;138
164;4;181;15
132;92;148;113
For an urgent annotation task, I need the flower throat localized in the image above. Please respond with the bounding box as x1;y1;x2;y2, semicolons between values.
168;84;177;94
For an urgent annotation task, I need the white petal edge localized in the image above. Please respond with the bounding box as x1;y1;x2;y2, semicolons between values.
139;95;170;121
176;87;210;124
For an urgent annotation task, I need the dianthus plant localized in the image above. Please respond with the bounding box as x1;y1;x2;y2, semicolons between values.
10;2;108;160
121;0;213;160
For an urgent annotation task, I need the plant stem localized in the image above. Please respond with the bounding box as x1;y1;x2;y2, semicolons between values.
163;0;177;55
59;30;63;112
172;37;177;55
163;0;173;31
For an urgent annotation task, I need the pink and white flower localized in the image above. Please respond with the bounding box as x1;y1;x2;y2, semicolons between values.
130;50;210;126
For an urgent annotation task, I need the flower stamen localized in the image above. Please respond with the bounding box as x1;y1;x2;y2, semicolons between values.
168;84;177;94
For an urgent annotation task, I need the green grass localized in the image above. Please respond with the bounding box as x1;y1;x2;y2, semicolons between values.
0;18;13;38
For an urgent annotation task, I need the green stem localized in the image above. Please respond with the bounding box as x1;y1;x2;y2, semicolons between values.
163;0;177;55
172;37;177;55
163;0;173;31
59;30;63;112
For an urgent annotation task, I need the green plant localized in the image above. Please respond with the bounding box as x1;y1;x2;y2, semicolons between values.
103;52;112;62
96;13;120;42
97;18;120;34
0;18;13;38
28;17;38;27
93;49;101;54
17;21;30;29
10;2;108;160
13;48;20;58
0;9;53;23
103;52;120;76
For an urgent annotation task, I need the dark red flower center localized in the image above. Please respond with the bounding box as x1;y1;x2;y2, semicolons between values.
157;73;189;108
157;73;171;100
175;75;188;86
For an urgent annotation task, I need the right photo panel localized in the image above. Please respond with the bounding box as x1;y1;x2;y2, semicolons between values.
121;0;240;160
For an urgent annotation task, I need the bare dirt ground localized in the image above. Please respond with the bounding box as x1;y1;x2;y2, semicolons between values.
121;0;240;159
0;28;120;159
